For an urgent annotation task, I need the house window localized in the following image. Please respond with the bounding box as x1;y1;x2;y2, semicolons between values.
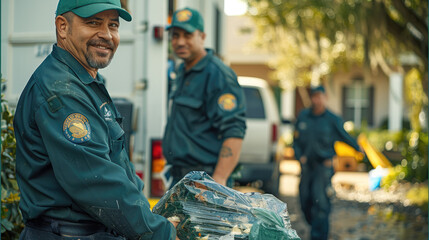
342;79;374;128
242;87;265;119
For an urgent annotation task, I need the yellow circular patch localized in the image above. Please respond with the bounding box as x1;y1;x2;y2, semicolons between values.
218;93;237;111
63;113;91;143
176;10;192;22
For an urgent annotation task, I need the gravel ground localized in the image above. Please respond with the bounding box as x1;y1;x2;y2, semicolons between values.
281;184;428;240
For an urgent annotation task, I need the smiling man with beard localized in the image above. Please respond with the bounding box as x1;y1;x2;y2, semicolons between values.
13;1;179;239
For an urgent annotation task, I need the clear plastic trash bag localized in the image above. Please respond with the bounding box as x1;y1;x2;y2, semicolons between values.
152;171;301;240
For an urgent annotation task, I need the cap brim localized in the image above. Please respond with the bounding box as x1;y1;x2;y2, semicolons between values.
72;3;132;22
310;91;323;95
166;23;196;33
310;89;325;95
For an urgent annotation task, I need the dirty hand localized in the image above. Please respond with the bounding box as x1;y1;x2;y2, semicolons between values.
168;216;181;240
300;156;307;164
323;158;333;167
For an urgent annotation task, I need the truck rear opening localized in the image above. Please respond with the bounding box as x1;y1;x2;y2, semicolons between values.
150;139;168;197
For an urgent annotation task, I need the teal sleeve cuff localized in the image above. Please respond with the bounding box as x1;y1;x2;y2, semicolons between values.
139;217;177;240
170;222;177;240
222;127;246;140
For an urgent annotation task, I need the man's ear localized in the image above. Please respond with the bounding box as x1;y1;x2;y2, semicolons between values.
55;15;69;39
200;31;206;41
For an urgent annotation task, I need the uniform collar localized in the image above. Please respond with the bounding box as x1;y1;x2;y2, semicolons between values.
186;48;214;72
310;107;327;117
51;44;100;84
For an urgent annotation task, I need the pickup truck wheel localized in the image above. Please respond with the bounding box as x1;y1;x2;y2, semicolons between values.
261;161;281;197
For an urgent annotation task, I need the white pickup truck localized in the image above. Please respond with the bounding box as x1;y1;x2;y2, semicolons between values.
237;76;282;196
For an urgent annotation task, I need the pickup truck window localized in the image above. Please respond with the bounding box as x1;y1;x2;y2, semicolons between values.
243;87;265;119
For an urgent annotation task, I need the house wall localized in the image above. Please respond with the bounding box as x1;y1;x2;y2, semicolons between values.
224;15;274;65
328;66;390;128
230;64;276;85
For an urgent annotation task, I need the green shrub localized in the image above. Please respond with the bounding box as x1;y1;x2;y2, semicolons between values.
379;130;428;188
1;79;24;239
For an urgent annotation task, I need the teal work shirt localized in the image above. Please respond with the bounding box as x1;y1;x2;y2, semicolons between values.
293;108;360;162
13;44;176;240
163;49;246;167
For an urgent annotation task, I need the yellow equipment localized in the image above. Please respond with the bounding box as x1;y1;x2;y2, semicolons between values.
357;133;392;169
334;141;365;161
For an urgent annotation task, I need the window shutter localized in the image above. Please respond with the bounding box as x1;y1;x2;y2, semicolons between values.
368;86;374;126
341;85;347;119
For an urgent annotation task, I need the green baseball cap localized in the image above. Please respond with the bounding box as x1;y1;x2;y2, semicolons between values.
167;7;204;33
56;0;132;22
310;85;326;95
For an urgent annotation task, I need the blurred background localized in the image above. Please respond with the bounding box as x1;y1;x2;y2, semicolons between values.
1;0;427;239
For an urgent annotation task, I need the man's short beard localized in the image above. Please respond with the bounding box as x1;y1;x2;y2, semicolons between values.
85;51;113;69
85;39;115;69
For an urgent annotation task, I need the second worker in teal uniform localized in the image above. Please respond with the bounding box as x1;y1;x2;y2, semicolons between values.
163;7;246;187
14;1;179;239
293;86;361;240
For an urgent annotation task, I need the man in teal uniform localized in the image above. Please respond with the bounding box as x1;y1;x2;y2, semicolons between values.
293;86;361;240
163;7;246;187
14;1;178;239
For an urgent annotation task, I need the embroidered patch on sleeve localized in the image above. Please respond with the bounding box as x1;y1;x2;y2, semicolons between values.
218;93;237;111
63;113;91;143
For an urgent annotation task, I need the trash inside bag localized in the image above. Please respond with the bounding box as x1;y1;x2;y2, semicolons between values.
152;171;301;240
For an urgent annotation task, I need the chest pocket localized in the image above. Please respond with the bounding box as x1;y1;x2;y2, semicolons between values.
174;96;207;127
312;120;334;158
175;96;203;109
106;120;136;184
174;96;204;124
316;120;333;145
